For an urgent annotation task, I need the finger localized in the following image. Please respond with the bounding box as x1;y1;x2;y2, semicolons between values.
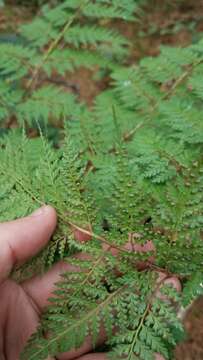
155;354;165;360
103;239;155;273
56;332;106;360
59;352;163;360
103;239;155;257
156;272;182;300
23;236;179;360
22;254;106;360
23;268;175;360
128;240;155;270
22;257;107;358
0;205;57;282
67;353;161;360
22;224;92;310
162;276;182;292
22;252;90;310
22;260;76;310
74;226;156;270
58;350;163;360
76;354;107;360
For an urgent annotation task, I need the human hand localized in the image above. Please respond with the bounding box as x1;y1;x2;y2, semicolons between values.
0;206;180;360
0;206;107;360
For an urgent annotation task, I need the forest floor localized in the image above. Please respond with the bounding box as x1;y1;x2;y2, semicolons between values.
1;1;203;358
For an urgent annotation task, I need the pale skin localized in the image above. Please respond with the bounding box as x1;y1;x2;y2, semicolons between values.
0;206;180;360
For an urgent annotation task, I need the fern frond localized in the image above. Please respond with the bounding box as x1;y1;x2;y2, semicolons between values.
62;0;138;20
0;43;34;80
182;272;203;307
17;86;78;125
21;18;58;48
0;4;203;359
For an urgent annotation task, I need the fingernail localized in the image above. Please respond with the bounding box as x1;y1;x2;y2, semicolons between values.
30;205;48;217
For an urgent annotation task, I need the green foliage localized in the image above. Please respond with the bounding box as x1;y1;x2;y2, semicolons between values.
182;272;203;307
0;1;202;359
0;0;143;126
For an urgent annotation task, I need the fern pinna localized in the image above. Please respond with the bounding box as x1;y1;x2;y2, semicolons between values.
0;1;203;359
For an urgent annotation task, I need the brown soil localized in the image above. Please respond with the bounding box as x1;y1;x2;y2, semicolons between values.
175;296;203;360
62;0;203;105
0;5;33;31
66;68;108;106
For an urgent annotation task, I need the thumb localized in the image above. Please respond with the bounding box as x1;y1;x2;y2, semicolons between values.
0;205;57;282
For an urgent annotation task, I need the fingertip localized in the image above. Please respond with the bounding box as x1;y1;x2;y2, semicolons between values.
163;276;182;292
127;239;155;253
157;272;182;292
43;205;57;231
0;205;57;273
155;354;165;360
27;205;57;248
31;205;57;224
28;205;57;237
77;354;108;360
